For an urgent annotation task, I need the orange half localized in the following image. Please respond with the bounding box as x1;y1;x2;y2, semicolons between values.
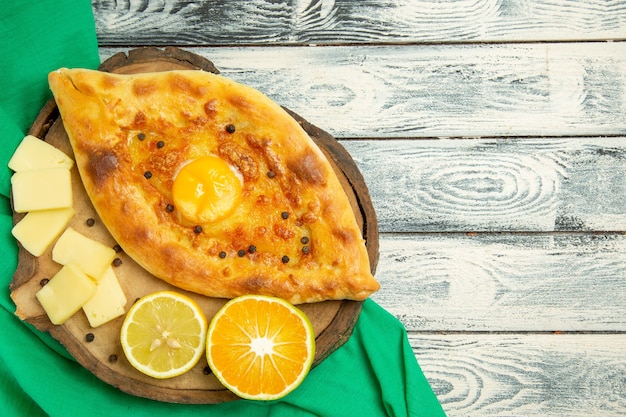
206;295;316;400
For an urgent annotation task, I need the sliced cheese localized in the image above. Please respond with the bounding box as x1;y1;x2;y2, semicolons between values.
52;227;116;280
35;263;97;325
82;266;127;328
8;135;74;172
11;207;75;257
11;167;72;213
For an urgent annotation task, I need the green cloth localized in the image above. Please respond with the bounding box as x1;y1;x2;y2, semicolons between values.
0;2;446;416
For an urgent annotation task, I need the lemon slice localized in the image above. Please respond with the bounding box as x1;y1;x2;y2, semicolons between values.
206;294;316;400
120;291;207;379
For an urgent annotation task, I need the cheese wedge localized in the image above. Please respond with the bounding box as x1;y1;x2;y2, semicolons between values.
36;263;97;325
11;207;75;256
52;227;116;280
8;135;74;172
82;266;127;328
11;168;72;213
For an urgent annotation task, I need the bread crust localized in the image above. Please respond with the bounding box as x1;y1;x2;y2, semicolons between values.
48;68;379;303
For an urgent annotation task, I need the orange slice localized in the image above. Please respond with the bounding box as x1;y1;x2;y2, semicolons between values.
120;291;207;379
206;295;316;400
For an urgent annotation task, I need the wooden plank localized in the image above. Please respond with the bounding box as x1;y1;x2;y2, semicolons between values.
372;233;626;331
92;0;626;45
409;333;626;416
100;42;626;138
342;137;626;233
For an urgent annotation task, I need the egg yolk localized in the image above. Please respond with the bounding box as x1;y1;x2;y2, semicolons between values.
172;156;242;224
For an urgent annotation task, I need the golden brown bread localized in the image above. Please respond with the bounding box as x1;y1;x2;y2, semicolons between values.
48;68;379;303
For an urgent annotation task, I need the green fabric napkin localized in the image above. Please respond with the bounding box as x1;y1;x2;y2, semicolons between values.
0;2;446;416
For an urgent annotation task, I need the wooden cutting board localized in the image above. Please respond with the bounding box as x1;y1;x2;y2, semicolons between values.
9;47;379;404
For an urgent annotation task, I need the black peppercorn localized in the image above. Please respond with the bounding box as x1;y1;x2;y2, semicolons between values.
238;249;246;257
165;204;175;213
112;258;123;267
85;333;95;342
203;366;213;375
113;244;123;253
281;211;289;219
194;225;203;234
137;133;146;141
300;236;309;245
248;245;257;254
281;255;290;264
108;354;118;363
302;246;310;254
219;251;227;259
144;171;152;179
267;170;276;178
225;124;236;133
156;140;165;149
39;278;50;287
86;218;95;227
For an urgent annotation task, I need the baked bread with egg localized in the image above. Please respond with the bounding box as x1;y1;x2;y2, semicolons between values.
48;68;379;304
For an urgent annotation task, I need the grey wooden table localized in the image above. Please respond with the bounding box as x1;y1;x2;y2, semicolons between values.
91;1;626;415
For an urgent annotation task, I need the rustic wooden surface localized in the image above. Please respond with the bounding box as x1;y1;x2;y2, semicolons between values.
11;47;377;404
90;0;626;415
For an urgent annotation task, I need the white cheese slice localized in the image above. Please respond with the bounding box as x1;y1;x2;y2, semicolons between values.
82;266;127;328
11;167;72;213
11;207;75;256
35;263;97;325
8;135;74;172
52;227;116;280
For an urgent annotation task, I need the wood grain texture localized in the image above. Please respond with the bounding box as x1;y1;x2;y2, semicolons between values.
83;0;626;413
411;333;626;416
100;42;626;138
89;45;626;414
92;0;626;45
342;137;626;233
374;233;626;332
